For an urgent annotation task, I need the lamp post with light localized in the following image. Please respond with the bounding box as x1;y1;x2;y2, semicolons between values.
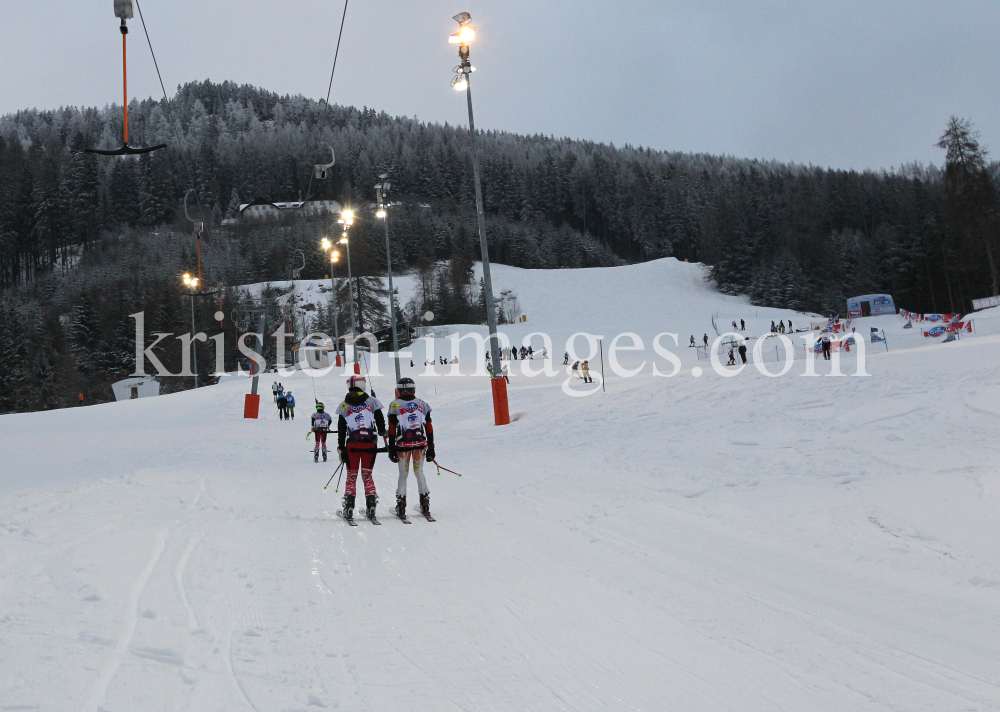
449;12;509;425
337;210;359;367
181;272;200;388
319;237;342;364
376;177;401;383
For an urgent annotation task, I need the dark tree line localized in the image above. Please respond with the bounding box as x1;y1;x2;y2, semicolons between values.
1;79;998;413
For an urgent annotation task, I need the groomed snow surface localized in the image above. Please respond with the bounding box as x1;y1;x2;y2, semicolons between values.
2;258;999;711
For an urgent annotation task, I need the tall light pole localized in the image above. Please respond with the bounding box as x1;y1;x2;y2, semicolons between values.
376;177;401;383
449;12;509;425
337;210;359;368
182;272;200;388
320;237;342;365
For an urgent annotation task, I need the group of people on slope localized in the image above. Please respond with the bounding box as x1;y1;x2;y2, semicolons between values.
272;382;295;420
730;319;746;331
309;375;435;522
770;319;792;334
503;345;544;360
689;334;710;348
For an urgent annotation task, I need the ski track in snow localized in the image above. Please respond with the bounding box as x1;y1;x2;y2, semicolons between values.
2;259;1000;710
80;525;169;712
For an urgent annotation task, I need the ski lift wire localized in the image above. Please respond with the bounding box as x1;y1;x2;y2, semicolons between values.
133;0;210;237
324;0;351;109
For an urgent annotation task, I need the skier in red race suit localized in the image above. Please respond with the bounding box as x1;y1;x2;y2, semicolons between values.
310;402;332;462
336;375;386;521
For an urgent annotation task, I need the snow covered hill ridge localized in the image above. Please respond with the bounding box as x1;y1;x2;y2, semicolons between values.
2;257;1000;711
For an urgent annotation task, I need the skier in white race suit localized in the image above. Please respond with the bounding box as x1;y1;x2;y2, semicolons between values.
387;377;435;519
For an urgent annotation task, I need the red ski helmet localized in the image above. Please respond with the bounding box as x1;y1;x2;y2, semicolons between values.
346;374;367;391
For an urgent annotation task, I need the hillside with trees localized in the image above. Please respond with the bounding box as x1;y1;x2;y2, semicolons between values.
0;80;997;412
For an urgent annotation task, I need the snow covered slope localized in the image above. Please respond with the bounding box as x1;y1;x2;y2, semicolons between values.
2;259;1000;711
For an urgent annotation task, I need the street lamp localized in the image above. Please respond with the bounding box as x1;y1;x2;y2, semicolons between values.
448;12;509;426
337;210;359;367
376;176;401;383
181;272;201;388
319;238;343;364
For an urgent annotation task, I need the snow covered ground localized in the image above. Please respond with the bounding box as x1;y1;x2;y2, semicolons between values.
2;259;1000;711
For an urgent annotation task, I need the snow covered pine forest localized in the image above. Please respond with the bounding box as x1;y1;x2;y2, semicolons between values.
2;258;1000;711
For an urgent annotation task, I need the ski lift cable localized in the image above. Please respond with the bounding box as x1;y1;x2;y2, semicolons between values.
324;0;351;109
133;0;210;237
305;0;350;199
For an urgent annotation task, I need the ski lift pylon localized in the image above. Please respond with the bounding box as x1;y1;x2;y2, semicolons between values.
84;0;167;156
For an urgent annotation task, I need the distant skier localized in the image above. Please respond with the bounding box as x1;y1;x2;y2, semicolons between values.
727;348;736;366
272;381;279;402
542;347;548;359
789;320;793;332
738;341;747;364
582;360;592;383
311;402;332;462
563;352;569;365
276;390;288;420
740;319;745;331
689;335;696;347
821;333;832;361
571;361;581;378
336;375;386;521
285;391;295;420
703;334;709;348
387;377;435;520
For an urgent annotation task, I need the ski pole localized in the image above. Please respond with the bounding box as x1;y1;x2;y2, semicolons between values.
324;462;344;491
333;460;346;492
432;460;462;477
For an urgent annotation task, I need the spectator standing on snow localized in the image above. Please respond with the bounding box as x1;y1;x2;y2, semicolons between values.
740;319;745;331
272;381;279;402
738;342;747;364
277;390;288;420
582;361;593;383
285;391;295;420
788;320;793;332
703;334;709;347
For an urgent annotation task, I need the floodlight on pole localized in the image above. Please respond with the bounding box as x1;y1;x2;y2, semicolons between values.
339;210;359;367
448;12;509;426
376;177;402;383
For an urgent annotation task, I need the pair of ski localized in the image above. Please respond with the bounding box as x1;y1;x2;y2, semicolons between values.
394;509;436;524
335;509;435;526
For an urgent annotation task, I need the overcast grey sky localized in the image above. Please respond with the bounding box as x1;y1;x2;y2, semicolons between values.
1;1;998;170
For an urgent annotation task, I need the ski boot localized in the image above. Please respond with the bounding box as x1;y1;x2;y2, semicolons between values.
314;448;319;463
322;448;328;462
342;494;356;521
395;495;407;518
365;494;379;520
419;493;431;517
